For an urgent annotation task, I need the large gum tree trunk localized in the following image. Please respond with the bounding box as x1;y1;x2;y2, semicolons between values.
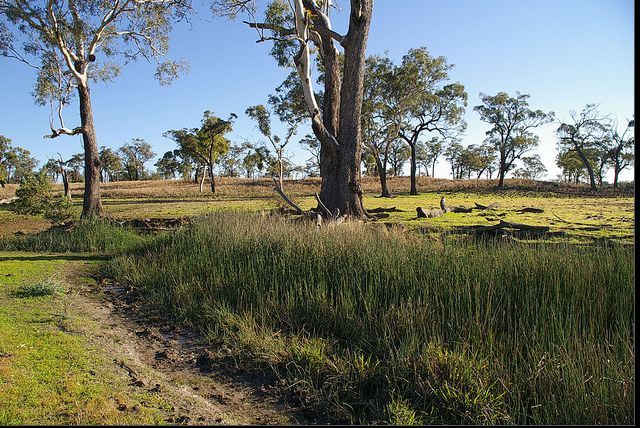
77;83;104;219
317;3;371;218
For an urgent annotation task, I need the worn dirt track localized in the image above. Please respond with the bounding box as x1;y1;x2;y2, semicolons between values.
63;261;318;426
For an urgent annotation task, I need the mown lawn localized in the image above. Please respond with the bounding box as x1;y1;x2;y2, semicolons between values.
0;252;169;425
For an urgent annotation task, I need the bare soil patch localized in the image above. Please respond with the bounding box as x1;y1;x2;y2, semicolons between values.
64;261;320;425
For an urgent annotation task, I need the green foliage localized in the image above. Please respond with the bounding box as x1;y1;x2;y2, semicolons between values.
154;150;182;179
386;398;422;426
11;172;52;215
0;0;192;105
164;111;234;180
474;92;554;181
99;146;124;182
43;195;75;225
119;139;156;181
9;172;74;224
0;136;37;185
107;212;634;424
514;154;547;180
264;0;297;68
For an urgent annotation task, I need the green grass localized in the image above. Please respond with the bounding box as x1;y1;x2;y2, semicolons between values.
11;277;65;298
0;220;149;254
96;191;634;244
0;252;169;425
106;212;635;424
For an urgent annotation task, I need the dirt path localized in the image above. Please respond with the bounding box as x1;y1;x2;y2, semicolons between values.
63;260;313;425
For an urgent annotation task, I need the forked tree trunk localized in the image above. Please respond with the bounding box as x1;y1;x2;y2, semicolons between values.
575;148;597;190
77;83;104;219
375;157;391;197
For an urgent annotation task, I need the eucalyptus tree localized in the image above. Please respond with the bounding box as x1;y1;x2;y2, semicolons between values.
98;146;123;182
155;150;183;179
474;92;554;188
242;144;271;180
214;0;374;217
362;54;398;197
246;104;298;189
415;137;445;179
556;104;610;191
387;140;410;178
55;154;73;197
0;138;38;185
165;111;234;193
65;152;84;182
0;0;191;218
219;142;248;177
513;154;547;181
556;149;589;184
0;135;13;186
119;138;155;181
42;157;61;182
390;47;467;195
607;118;634;187
444;141;464;179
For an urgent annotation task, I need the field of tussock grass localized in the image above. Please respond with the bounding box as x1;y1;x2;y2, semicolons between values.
105;212;635;425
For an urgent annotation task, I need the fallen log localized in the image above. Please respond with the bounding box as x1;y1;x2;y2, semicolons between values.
517;207;545;214
474;202;499;211
417;207;444;218
271;177;339;228
450;206;473;213
440;196;473;213
367;206;405;213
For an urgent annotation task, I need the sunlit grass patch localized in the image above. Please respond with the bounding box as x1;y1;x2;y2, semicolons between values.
0;252;169;425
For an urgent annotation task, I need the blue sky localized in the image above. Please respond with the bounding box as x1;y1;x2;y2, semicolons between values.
0;0;634;181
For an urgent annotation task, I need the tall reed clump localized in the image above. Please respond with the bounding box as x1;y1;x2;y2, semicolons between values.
0;220;147;254
106;212;634;424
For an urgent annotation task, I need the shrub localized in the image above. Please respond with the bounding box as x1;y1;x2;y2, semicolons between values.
10;172;75;224
11;172;52;215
